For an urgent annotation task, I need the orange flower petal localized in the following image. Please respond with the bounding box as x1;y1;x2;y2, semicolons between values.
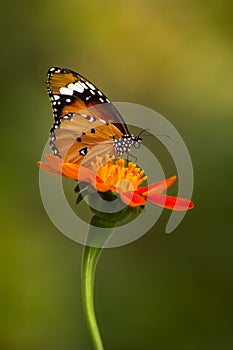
38;154;99;183
38;155;194;211
37;160;62;176
119;190;147;207
94;182;116;192
136;176;177;195
148;193;194;210
44;154;62;167
62;163;87;181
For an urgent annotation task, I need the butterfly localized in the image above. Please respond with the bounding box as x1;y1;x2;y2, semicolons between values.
47;67;142;167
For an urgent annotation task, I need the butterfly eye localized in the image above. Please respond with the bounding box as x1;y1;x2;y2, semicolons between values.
134;138;142;149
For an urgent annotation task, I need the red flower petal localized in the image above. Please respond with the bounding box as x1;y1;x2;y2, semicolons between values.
148;193;194;210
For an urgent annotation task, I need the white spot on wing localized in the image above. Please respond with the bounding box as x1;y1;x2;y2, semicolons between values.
67;83;84;93
86;82;96;90
79;81;88;89
53;95;60;100
99;118;107;124
60;87;73;95
75;81;86;91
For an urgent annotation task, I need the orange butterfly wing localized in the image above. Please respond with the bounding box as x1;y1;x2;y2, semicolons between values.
50;113;122;166
47;67;130;135
46;67;133;166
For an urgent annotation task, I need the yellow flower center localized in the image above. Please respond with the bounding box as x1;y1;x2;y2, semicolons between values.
91;156;147;192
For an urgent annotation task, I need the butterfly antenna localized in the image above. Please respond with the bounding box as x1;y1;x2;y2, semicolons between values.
155;134;171;140
138;129;171;139
138;128;151;137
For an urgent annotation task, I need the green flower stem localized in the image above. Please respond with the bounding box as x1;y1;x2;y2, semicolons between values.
82;244;104;350
81;215;116;350
81;193;137;349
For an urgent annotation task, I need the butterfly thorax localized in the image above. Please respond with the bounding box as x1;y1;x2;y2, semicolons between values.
113;134;142;156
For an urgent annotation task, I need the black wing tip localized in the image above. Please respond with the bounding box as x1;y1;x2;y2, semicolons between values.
47;66;79;76
47;66;86;80
46;67;68;86
47;67;62;75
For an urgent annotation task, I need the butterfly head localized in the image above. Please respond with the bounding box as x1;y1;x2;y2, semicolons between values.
131;135;142;149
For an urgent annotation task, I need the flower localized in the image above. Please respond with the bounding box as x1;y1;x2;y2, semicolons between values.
37;154;194;210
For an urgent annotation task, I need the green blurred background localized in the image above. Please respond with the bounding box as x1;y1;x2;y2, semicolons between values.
1;0;232;349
